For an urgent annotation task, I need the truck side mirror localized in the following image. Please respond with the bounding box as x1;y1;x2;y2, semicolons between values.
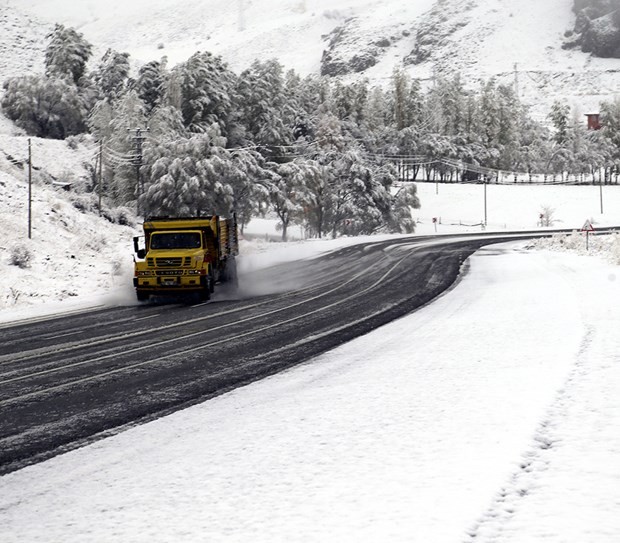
134;236;146;259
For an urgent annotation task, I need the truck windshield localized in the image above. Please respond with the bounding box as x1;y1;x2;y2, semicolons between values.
150;232;202;250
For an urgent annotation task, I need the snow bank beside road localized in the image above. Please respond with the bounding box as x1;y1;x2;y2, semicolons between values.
529;230;620;265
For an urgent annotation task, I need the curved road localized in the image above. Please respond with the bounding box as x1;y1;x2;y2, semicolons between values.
0;233;560;473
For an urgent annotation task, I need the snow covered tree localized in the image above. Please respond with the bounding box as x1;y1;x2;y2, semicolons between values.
173;51;237;135
549;100;571;145
87;99;115;142
234;59;291;152
389;183;420;233
387;69;424;134
136;59;167;114
446;76;468;136
1;75;87;138
269;160;321;240
363;86;389;134
600;96;620;161
141;134;217;216
299;112;415;237
45;24;93;85
141;133;271;221
328;80;369;126
296;159;329;239
472;79;524;170
93;91;149;204
479;79;501;152
513;115;548;175
209;145;273;222
91;49;132;102
494;84;521;169
391;69;409;131
147;105;187;141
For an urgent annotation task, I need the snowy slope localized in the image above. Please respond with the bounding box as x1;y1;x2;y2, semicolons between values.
3;0;436;76
0;134;138;312
2;0;620;119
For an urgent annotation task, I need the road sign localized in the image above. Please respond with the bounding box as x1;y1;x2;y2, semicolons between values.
581;219;594;251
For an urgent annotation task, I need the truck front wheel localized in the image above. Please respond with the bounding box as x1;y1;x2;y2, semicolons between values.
200;277;212;301
136;290;149;302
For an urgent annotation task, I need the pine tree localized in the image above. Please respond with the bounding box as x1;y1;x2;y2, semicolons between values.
235;59;290;151
391;69;408;131
92;49;132;102
147;106;187;141
136;60;167;114
45;24;93;85
548;100;571;145
600;96;620;160
174;51;236;135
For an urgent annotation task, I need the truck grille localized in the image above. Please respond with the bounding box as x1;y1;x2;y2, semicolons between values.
146;256;192;268
147;257;192;268
158;257;182;267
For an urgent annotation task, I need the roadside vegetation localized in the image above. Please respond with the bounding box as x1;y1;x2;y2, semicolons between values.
3;24;620;240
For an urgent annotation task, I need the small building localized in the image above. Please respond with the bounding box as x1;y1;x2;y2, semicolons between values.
585;113;601;130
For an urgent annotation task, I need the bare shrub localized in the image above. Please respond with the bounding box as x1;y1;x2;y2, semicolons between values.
10;243;32;268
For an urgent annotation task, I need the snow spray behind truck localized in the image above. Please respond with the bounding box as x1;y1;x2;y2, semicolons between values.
133;215;239;302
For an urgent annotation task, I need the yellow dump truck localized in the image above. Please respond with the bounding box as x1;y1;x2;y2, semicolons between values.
133;215;239;301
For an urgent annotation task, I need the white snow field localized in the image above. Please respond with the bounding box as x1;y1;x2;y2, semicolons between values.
0;241;619;542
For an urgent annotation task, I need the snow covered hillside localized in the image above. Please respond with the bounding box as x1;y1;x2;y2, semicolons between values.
2;0;620;119
0;134;138;314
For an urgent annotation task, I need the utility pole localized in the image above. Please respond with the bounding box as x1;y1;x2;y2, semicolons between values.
483;179;488;227
28;138;32;239
128;127;148;216
98;139;104;216
514;63;519;98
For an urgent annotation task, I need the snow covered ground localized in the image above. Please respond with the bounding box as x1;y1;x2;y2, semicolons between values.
1;1;620;538
1;239;619;542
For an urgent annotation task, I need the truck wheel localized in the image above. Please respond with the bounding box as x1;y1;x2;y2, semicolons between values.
200;277;211;301
200;286;211;301
222;257;238;287
136;290;149;302
228;257;239;288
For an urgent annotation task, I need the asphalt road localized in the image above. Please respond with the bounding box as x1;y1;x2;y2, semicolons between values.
0;234;542;473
